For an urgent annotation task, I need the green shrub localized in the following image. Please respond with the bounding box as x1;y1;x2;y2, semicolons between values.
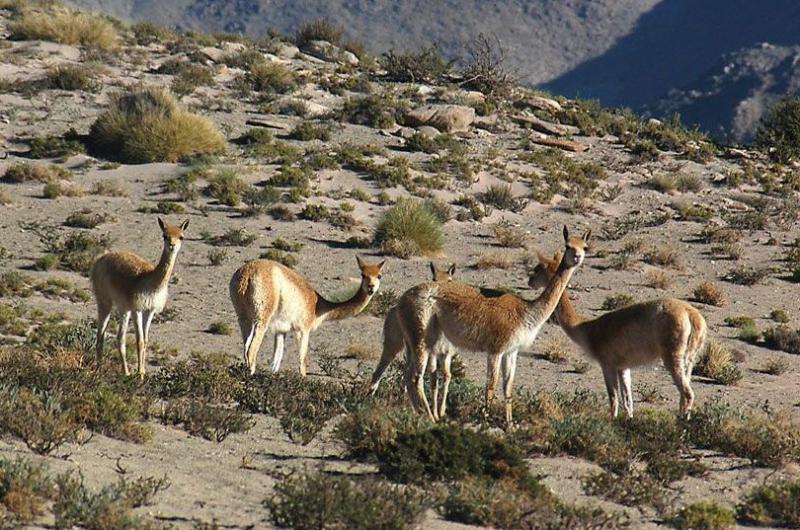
159;399;253;442
380;423;528;484
171;64;215;95
47;63;103;91
294;19;343;49
288;121;331;141
480;184;524;211
737;478;800;527
89;87;226;163
583;468;667;511
0;457;54;525
238;62;295;94
203;169;250;206
267;471;428;530
259;249;298;268
762;325;800;354
64;209;110;229
670;501;735;530
601;293;634;310
373;199;444;258
207;321;231;335
755;96;800;163
339;94;406;129
382;45;451;83
207;228;256;247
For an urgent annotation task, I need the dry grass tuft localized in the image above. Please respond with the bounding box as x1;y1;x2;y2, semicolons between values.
9;7;119;50
693;281;726;306
89;87;226;163
476;252;514;270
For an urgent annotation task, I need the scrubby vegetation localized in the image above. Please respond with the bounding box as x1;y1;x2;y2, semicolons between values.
89;87;226;163
374;199;444;258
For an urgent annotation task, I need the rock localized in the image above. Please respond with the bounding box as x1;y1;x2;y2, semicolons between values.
396;127;417;139
528;133;587;152
276;97;331;118
405;104;475;133
524;95;562;113
220;42;246;54
197;46;227;63
415;126;441;138
417;85;436;96
274;43;300;59
648;118;663;126
304;40;359;66
510;112;577;136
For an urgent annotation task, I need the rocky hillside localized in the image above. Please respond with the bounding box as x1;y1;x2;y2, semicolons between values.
67;0;800;141
1;2;800;529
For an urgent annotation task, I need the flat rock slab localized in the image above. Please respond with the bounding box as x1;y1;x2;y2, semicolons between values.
405;104;476;133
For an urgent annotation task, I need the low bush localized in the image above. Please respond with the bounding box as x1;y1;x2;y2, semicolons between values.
755;95;800;163
382;45;451;83
159;399;253;442
762;325;800;354
737;478;800;527
373;199;444;258
9;7;119;50
670;501;735;530
693;281;726;306
693;340;742;385
266;471;428;530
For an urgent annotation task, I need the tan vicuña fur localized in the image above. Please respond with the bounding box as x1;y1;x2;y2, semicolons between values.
369;262;455;401
529;251;707;418
230;255;385;375
396;226;589;425
91;217;189;378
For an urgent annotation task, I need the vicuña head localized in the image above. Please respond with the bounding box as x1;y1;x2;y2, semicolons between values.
395;225;588;426
369;261;457;396
230;253;386;376
528;246;706;419
91;216;189;378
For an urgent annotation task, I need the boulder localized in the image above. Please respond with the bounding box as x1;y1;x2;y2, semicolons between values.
304;40;359;66
405;104;475;133
273;43;300;59
276;97;331;118
415;126;441;138
524;95;562;113
197;46;226;63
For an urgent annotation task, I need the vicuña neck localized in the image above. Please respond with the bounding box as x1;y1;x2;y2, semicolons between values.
315;287;371;323
143;244;178;291
527;259;577;326
554;289;586;343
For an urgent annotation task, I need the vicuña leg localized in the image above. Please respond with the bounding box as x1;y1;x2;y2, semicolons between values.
669;361;694;419
602;365;620;417
95;302;112;362
245;322;268;375
618;368;633;418
437;351;454;419
238;318;256;369
143;310;155;344
501;349;518;426
297;331;311;376
271;332;286;373
134;311;146;379
485;352;502;413
117;311;131;376
429;354;440;421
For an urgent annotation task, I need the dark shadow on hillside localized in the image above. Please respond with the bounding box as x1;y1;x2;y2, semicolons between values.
542;0;800;109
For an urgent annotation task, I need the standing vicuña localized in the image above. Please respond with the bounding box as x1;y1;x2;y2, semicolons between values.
396;226;589;425
91;217;189;378
369;262;456;398
529;251;706;418
230;255;385;376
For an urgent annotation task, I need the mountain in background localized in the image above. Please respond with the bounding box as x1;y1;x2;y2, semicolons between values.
67;0;800;142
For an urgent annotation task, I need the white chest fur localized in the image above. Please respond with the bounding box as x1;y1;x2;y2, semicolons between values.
136;287;169;313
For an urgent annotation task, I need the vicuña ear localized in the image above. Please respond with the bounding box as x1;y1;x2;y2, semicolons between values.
355;254;365;269
429;262;436;277
157;217;166;232
448;263;456;277
563;225;569;243
180;219;190;231
377;260;386;271
583;229;592;243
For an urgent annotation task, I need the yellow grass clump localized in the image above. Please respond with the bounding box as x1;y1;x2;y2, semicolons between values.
89;87;226;163
9;6;120;50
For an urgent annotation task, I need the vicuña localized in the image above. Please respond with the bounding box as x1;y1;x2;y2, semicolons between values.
369;262;456;405
394;226;589;425
230;254;385;375
91;217;189;378
529;251;706;418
